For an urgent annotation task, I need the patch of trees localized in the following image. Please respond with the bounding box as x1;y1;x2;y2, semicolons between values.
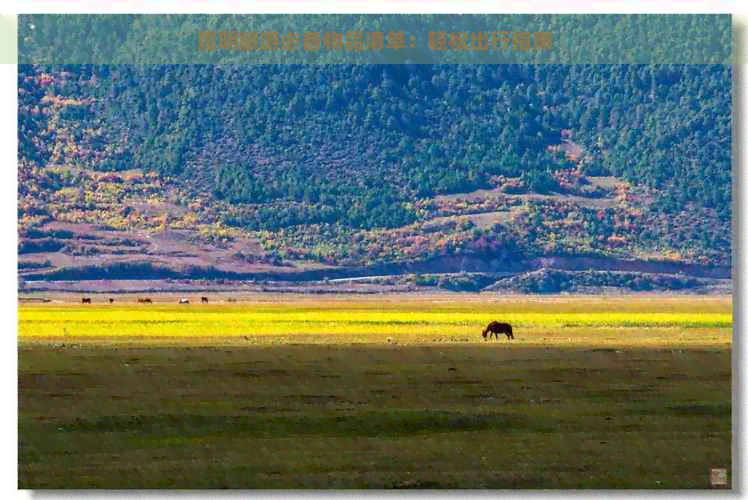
19;63;730;233
412;272;498;292
18;238;67;254
488;268;716;294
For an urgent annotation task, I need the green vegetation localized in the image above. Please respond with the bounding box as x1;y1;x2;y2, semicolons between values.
18;296;731;489
487;268;726;294
21;64;731;223
17;62;731;273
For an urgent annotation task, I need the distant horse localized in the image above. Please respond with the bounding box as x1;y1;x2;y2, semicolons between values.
109;298;115;304
82;297;92;304
179;298;190;304
201;296;209;304
482;321;514;341
138;298;153;304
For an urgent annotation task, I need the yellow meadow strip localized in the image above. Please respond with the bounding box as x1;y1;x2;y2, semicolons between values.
18;305;731;339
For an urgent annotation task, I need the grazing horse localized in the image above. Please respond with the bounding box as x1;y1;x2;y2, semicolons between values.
109;298;115;304
482;321;514;341
201;296;209;304
82;297;92;304
138;298;153;304
179;298;190;304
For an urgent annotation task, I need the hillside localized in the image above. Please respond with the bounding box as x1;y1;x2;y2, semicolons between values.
17;62;732;294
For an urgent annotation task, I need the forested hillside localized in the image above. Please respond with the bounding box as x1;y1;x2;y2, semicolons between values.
17;58;732;290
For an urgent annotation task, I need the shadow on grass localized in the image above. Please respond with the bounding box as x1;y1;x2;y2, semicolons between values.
41;409;558;440
633;402;731;418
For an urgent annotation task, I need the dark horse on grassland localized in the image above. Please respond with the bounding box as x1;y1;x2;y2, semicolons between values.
482;321;514;341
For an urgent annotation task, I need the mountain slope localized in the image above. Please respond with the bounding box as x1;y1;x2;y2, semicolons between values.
17;63;732;292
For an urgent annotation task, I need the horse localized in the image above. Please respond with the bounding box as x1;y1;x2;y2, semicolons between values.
138;298;153;304
482;321;514;341
201;296;209;304
109;298;115;304
179;298;190;304
82;297;92;304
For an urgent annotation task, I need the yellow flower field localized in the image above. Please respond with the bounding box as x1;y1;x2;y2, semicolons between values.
17;296;732;348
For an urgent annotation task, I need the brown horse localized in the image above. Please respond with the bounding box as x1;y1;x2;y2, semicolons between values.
109;298;115;304
201;296;209;304
82;297;92;304
482;321;514;341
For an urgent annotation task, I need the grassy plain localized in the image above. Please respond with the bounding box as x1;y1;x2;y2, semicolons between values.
18;294;732;489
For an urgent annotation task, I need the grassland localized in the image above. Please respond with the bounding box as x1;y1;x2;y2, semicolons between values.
18;295;732;489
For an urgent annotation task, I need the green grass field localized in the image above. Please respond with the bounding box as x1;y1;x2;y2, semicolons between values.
18;295;732;489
